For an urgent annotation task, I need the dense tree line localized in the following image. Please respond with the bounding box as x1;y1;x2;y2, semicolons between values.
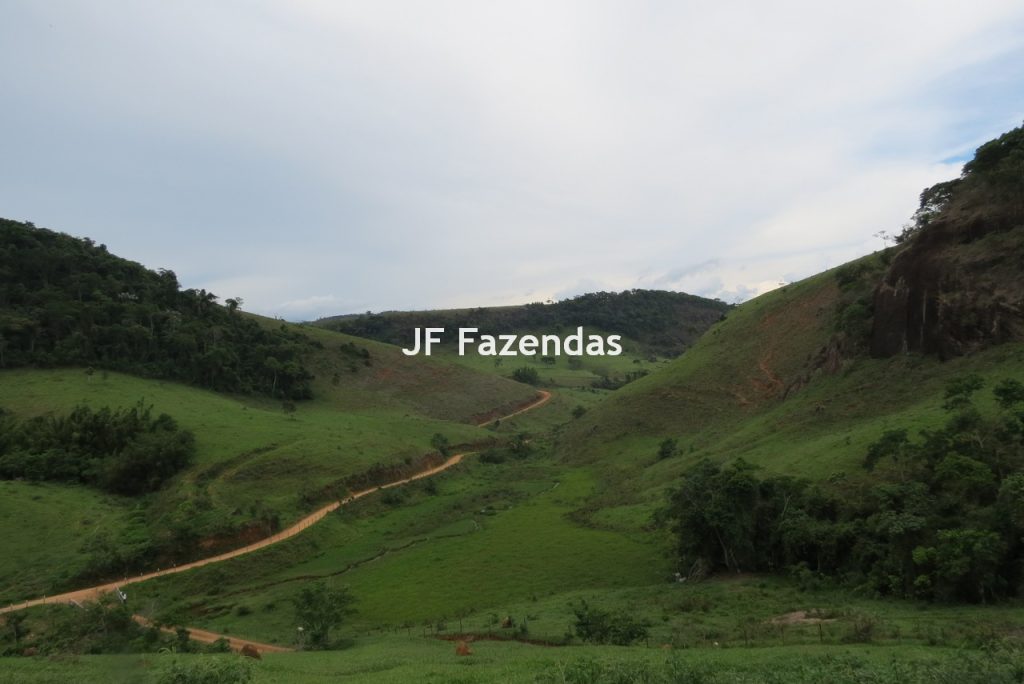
0;401;195;495
0;219;315;399
663;375;1024;602
316;290;731;357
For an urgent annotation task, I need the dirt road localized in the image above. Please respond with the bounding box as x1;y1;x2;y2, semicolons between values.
0;451;466;617
132;615;293;653
476;389;551;426
0;390;552;653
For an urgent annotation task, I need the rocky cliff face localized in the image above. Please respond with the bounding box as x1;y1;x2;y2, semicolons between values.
870;211;1024;359
871;124;1024;360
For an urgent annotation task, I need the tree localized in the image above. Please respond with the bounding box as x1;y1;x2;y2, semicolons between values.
512;366;540;385
665;459;762;572
943;374;985;412
863;428;914;477
430;433;451;457
913;529;1005;602
570;600;650;645
4;612;26;644
509;432;533;458
292;582;354;649
657;437;679;460
0;401;195;496
0;219;315;400
994;379;1024;409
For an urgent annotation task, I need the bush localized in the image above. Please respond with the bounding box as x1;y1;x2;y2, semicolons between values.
0;401;195;495
152;655;255;684
478;449;506;464
512;366;541;385
430;433;451;457
570;600;650;646
657;438;678;460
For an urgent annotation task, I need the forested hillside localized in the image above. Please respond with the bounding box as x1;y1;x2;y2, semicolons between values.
315;289;731;357
0;219;315;399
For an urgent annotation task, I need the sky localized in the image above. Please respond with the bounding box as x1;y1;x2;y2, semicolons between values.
2;2;1023;320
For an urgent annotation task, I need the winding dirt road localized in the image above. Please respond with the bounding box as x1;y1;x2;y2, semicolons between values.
0;389;552;653
0;452;468;619
476;389;551;426
132;615;292;654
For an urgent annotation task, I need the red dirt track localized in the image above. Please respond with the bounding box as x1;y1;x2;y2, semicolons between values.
1;390;552;654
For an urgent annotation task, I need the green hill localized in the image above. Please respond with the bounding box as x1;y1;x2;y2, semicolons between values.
0;223;541;606
551;125;1024;604
2;127;1024;681
562;125;1024;484
314;289;731;358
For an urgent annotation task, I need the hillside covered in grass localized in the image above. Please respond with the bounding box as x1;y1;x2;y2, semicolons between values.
563;124;1024;480
0;227;543;608
557;125;1024;603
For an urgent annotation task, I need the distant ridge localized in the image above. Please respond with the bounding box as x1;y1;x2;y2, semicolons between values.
314;289;731;357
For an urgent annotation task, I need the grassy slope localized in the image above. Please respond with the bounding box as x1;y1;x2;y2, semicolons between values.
262;318;537;423
123;454;665;644
427;328;667;389
0;322;544;605
0;640;1019;683
559;262;1024;524
0;481;132;606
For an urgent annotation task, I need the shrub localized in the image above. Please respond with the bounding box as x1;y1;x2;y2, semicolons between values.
512;367;541;385
570;600;650;646
657;438;679;460
152;655;255;684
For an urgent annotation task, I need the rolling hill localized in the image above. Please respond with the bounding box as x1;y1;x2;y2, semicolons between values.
1;125;1024;683
313;289;731;359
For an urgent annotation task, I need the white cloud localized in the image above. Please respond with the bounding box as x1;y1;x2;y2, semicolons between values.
1;1;1023;318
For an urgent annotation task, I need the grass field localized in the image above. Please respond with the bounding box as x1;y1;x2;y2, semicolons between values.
0;481;136;606
2;638;1023;683
120;454;665;645
0;353;548;606
284;322;537;423
425;327;670;391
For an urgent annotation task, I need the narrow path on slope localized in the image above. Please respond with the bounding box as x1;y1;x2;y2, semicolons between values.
132;616;292;654
476;389;551;426
0;452;466;617
1;390;553;653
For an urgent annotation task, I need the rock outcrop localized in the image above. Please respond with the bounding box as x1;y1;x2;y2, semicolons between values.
871;213;1024;359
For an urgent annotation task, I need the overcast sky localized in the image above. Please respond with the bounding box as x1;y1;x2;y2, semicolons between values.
2;2;1023;319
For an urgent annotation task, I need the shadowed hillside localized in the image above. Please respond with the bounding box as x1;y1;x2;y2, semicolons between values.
314;289;731;358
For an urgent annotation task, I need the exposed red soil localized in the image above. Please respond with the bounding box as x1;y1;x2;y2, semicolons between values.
436;632;566;648
473;390;551;426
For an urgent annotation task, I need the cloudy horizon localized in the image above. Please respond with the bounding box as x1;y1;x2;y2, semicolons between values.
2;2;1023;320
